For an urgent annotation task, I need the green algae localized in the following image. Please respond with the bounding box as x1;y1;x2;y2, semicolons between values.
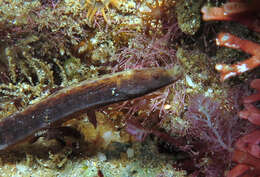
176;0;203;35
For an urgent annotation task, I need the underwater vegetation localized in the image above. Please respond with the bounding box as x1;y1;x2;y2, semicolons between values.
202;1;260;176
0;0;259;176
227;79;260;177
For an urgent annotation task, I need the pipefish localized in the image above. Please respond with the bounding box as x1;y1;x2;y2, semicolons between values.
0;66;182;150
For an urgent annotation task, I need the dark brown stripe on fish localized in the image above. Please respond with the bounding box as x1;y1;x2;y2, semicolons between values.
0;66;182;150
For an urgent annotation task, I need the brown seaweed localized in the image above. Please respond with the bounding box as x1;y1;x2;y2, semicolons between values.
0;66;182;150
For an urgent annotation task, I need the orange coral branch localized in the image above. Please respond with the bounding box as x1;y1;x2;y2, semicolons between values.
227;79;260;177
232;150;260;173
214;33;260;81
235;130;260;158
243;79;260;103
228;150;260;177
227;164;253;177
239;79;260;125
201;1;260;32
201;2;257;18
201;1;260;81
239;103;260;126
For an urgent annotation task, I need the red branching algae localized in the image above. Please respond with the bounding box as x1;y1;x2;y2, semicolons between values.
125;120;150;142
184;94;248;176
227;79;260;177
185;95;234;152
201;3;260;174
239;79;260;126
113;24;178;71
235;130;260;159
125;119;188;151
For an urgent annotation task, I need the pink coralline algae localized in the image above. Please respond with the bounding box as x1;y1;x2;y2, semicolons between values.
201;0;260;81
214;33;260;81
239;79;260;126
201;0;260;32
227;79;260;177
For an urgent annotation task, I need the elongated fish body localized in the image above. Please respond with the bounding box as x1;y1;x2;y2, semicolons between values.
0;66;182;150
